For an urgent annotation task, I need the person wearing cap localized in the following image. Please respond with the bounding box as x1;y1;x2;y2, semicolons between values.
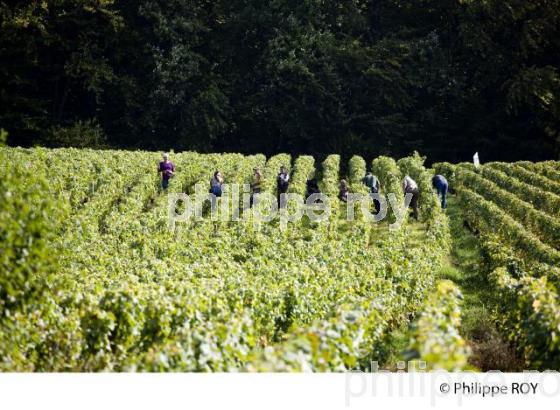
403;175;419;220
158;153;175;191
432;174;448;209
277;165;290;208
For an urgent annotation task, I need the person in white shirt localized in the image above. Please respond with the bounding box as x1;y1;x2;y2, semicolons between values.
277;165;290;208
403;175;419;220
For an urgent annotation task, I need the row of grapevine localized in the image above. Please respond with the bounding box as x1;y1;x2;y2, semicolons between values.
348;155;369;195
346;156;371;224
288;155;315;195
371;156;403;198
70;153;272;369
247;230;453;370
477;231;560;290
0;150;69;317
517;161;560;184
402;280;470;371
432;162;458;186
434;160;560;218
490;267;560;369
460;169;560;249
0;147;452;371
458;189;560;265
246;155;454;371
481;166;560;216
319;154;340;198
489;162;560;197
443;160;560;369
371;156;403;225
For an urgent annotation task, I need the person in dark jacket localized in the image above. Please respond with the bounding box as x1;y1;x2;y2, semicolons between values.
250;167;262;208
339;179;349;202
209;171;224;212
305;178;320;201
432;174;448;209
210;171;224;197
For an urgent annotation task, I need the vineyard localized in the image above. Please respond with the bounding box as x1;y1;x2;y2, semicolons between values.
1;147;559;371
435;161;560;369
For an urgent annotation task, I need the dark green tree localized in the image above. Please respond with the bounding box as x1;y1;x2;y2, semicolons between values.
1;0;559;161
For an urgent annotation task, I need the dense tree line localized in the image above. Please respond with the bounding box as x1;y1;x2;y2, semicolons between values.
1;0;559;162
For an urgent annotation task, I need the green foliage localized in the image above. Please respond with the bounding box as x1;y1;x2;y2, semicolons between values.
2;0;559;160
348;155;369;195
0;1;121;145
490;267;560;369
403;280;471;371
489;162;560;196
398;151;442;223
481;166;560;216
449;158;560;369
288;155;315;195
0;150;72;369
458;189;560;265
371;156;403;224
371;156;403;197
461;169;560;249
432;162;456;185
518;161;560;184
319;155;340;198
0;153;69;316
262;154;291;194
0;147;452;371
477;232;560;291
44;120;108;149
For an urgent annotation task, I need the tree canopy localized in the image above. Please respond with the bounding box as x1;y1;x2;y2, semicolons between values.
1;0;559;162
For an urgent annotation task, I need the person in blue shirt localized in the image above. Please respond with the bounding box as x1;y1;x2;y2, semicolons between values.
363;171;380;194
432;174;448;209
363;171;381;214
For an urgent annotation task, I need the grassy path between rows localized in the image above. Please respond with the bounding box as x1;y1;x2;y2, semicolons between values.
437;195;522;371
381;195;523;370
